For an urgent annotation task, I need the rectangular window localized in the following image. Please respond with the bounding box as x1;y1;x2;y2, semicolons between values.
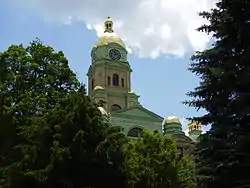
92;79;95;90
107;76;111;86
121;78;124;87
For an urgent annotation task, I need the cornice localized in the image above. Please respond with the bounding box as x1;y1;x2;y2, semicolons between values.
87;60;132;77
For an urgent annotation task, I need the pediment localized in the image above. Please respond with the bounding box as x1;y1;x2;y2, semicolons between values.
112;105;163;122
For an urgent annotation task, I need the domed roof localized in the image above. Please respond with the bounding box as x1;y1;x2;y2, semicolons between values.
98;107;108;116
94;17;126;49
128;90;135;94
95;32;125;48
163;116;181;125
93;86;105;90
163;116;183;135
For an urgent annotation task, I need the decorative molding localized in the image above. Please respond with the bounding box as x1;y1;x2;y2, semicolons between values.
113;113;163;122
113;105;164;120
87;60;132;77
91;89;140;99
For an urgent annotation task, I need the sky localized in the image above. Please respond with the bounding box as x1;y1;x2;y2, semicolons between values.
0;0;217;134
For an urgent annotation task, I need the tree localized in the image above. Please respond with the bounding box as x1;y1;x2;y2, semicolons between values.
21;86;127;188
0;39;127;188
0;39;80;187
124;131;196;188
185;0;250;187
0;38;80;148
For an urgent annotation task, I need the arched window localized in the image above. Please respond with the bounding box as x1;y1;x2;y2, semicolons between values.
113;74;119;86
107;76;111;86
106;23;112;30
154;130;159;134
111;104;121;112
127;127;143;137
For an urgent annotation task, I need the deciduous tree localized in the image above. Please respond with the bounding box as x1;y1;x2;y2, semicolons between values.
124;131;196;188
0;39;127;188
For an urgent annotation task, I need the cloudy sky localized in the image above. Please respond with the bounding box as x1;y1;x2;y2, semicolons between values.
1;0;216;134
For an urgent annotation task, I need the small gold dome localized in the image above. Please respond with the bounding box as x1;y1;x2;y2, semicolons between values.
94;17;126;49
98;107;108;116
163;116;181;125
128;90;135;94
93;86;104;90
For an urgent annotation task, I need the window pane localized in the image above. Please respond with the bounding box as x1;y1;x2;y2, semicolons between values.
113;74;119;86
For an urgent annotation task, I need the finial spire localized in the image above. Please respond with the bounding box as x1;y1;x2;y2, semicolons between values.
104;16;114;33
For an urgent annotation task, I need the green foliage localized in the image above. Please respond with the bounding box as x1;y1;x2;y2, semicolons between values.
185;0;250;187
0;39;80;187
124;131;196;188
0;38;197;188
23;86;127;188
0;39;127;188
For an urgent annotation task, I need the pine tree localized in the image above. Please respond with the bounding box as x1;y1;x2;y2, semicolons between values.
185;0;250;187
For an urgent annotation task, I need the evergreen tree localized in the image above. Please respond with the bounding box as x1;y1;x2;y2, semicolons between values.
185;0;250;187
124;131;196;188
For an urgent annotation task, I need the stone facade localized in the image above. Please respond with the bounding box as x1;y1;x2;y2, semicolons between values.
110;105;163;136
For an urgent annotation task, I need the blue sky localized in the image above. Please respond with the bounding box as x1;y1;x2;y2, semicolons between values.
1;0;212;132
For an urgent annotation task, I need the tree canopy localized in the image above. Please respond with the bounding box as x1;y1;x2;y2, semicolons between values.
124;131;196;188
0;39;196;188
0;39;127;188
185;0;250;187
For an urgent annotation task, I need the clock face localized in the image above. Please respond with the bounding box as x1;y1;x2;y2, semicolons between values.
109;49;121;60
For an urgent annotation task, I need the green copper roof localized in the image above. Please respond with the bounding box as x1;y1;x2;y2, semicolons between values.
163;116;183;134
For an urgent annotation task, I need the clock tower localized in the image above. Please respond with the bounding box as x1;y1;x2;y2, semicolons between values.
87;17;139;113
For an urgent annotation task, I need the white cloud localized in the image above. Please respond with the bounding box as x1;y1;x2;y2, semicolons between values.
180;117;190;136
12;0;217;58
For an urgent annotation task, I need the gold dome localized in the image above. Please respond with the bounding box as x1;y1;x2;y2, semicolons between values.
128;90;135;94
163;116;181;125
94;17;126;49
98;107;108;116
93;86;104;90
